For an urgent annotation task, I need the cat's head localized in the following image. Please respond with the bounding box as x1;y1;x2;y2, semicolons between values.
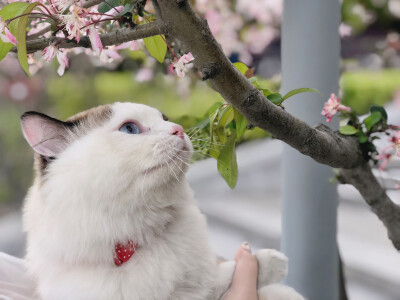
21;102;193;198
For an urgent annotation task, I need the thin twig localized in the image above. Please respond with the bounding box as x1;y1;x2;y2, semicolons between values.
15;21;166;53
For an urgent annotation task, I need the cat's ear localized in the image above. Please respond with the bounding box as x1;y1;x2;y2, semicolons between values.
21;112;69;157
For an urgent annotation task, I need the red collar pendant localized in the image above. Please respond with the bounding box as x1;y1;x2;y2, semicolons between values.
114;240;137;266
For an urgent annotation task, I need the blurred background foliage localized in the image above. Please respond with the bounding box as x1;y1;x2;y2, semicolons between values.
1;0;400;206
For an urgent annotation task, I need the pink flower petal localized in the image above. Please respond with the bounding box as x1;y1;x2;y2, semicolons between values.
56;50;69;69
105;49;121;60
167;63;175;75
321;93;350;122
88;27;103;55
180;52;194;63
42;45;56;62
4;27;17;45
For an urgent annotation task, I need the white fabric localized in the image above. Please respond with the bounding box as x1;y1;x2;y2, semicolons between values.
0;253;35;300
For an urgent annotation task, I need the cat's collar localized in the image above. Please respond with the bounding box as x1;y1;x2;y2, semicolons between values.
113;240;138;266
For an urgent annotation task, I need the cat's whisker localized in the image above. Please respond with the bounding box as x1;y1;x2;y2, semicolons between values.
173;153;191;167
165;146;191;167
166;145;209;155
189;138;228;149
165;153;186;177
165;145;195;153
185;126;197;135
186;127;199;137
192;138;226;146
188;127;201;138
164;158;180;182
190;140;226;148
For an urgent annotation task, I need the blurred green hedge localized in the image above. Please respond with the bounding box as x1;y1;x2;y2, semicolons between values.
340;69;400;114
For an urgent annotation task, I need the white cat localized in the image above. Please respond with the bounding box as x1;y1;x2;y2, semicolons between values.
20;102;304;300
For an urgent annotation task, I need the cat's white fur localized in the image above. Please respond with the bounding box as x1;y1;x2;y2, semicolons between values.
22;102;304;300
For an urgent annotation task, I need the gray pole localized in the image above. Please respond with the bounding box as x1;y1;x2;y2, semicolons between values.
281;1;340;300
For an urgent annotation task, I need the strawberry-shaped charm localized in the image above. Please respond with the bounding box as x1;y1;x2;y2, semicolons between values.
114;240;137;266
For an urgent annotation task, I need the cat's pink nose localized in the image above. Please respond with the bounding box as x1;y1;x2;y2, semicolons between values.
171;125;184;140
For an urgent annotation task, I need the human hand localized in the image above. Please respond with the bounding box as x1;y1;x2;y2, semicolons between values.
222;242;259;300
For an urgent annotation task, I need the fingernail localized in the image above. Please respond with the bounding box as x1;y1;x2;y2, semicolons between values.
242;241;251;252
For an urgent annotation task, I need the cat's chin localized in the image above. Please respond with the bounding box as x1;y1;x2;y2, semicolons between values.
144;143;191;176
146;153;189;176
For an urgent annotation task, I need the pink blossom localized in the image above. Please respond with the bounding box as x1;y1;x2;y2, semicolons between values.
172;52;194;77
376;131;400;170
99;47;121;63
236;0;282;24
42;45;56;62
87;26;102;55
321;94;351;122
0;16;17;45
42;44;69;76
54;0;78;12
167;63;175;75
59;5;88;42
377;150;391;171
205;10;223;35
391;131;400;157
243;25;276;54
130;40;139;51
135;68;154;82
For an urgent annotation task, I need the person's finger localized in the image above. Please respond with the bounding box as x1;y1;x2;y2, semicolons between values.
223;242;259;300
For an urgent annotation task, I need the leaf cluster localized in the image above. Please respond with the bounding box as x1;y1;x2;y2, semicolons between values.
339;105;391;162
188;62;323;189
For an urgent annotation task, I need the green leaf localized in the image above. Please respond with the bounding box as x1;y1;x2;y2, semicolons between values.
339;125;358;135
116;3;136;17
282;88;322;101
357;131;368;143
248;77;259;88
261;88;271;97
370;106;388;122
98;0;119;13
143;34;167;63
208;102;223;140
218;106;234;128
209;148;220;159
16;2;40;75
216;106;233;144
233;108;248;139
217;132;238;189
208;102;223;120
267;93;283;105
0;2;30;62
233;62;248;75
363;111;382;132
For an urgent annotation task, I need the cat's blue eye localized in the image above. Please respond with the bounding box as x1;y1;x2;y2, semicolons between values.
119;122;140;134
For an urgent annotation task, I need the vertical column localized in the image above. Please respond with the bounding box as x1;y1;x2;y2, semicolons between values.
281;1;340;300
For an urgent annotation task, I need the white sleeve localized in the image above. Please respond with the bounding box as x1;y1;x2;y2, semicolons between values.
0;253;36;300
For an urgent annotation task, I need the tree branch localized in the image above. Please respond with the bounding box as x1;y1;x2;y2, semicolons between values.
16;21;166;53
153;0;400;250
155;0;362;169
339;164;400;249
